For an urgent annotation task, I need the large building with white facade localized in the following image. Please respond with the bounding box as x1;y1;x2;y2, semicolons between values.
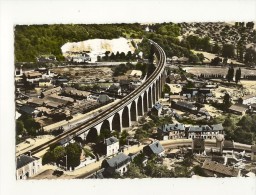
16;155;42;180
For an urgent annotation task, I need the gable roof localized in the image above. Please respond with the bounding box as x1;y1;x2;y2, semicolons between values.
104;153;130;168
158;123;185;133
105;137;119;146
211;124;224;131
175;101;197;110
188;125;212;132
202;159;239;177
152;102;162;111
16;155;38;169
42;86;62;96
19;105;37;115
229;104;248;113
143;141;164;156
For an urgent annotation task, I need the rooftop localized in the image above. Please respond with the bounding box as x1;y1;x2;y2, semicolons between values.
143;141;164;155
16;155;38;169
202;159;239;177
105;153;130;168
105;136;119;146
188;125;212;132
158;123;185;133
229;104;248;113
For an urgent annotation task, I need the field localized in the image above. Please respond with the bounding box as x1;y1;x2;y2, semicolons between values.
184;66;256;77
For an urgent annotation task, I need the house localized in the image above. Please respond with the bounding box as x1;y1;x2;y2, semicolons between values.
120;79;131;91
143;141;165;157
97;94;111;104
63;87;91;99
181;88;198;98
188;124;222;139
178;57;189;64
151;102;162;117
238;94;256;105
16;155;42;180
251;145;256;162
105;137;119;157
41;86;62;97
157;123;185;140
129;70;142;79
39;79;52;87
101;153;131;177
55;78;69;86
107;84;121;95
202;159;240;177
36;54;56;62
210;124;224;134
229;104;248;115
169;95;188;101
19;105;39;117
24;71;42;83
27;97;45;107
167;149;181;158
188;125;212;139
192;138;205;153
171;100;197;113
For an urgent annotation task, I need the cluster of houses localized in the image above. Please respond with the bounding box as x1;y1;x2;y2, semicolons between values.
16;131;256;179
17;85;114;126
157;123;224;140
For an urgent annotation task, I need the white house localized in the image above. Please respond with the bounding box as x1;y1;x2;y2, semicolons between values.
239;94;256;105
188;124;224;139
101;153;131;176
16;155;42;180
105;136;119;157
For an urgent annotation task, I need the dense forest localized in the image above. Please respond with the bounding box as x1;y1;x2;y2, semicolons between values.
14;23;199;64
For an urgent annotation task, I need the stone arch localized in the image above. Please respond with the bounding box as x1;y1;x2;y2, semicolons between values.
122;106;130;127
137;95;143;116
148;87;152;108
112;112;121;132
100;120;111;133
86;128;98;143
143;91;148;112
130;100;137;121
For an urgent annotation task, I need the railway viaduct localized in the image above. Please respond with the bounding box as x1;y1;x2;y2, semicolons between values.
79;42;167;142
19;40;167;156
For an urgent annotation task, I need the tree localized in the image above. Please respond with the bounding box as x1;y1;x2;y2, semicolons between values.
42;151;55;165
223;93;231;109
16;120;25;135
222;44;235;58
120;130;129;145
235;68;241;84
196;53;204;63
124;163;147;178
148;44;155;64
226;67;234;82
98;128;111;142
212;43;221;54
246;22;254;29
53;146;66;160
66;143;82;169
244;47;256;65
211;57;222;66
